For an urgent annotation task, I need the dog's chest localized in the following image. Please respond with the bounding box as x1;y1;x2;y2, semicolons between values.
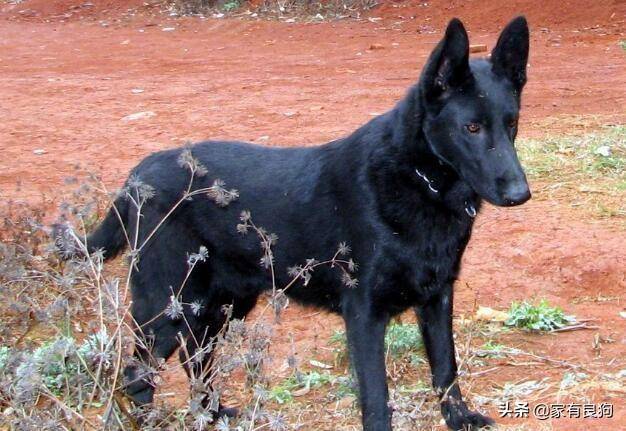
370;212;474;312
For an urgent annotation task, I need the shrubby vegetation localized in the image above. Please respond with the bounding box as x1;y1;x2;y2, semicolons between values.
171;0;379;19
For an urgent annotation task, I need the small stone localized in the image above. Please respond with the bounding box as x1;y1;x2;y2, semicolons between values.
121;111;156;121
594;145;611;157
33;149;46;155
336;396;357;409
309;359;332;369
292;386;310;397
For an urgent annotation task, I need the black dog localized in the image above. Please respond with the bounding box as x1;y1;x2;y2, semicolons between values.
81;16;530;430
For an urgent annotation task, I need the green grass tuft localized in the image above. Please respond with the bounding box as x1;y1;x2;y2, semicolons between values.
384;323;424;356
505;299;576;331
269;370;341;404
0;345;9;371
222;0;240;11
330;322;424;359
517;125;626;217
477;340;507;358
518;125;625;179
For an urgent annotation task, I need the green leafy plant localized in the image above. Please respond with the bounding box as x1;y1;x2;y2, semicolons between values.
384;323;423;356
10;331;109;400
477;340;507;358
222;0;240;11
0;345;9;372
269;370;336;404
505;300;576;331
269;385;294;404
333;374;358;399
330;322;423;359
517;125;625;217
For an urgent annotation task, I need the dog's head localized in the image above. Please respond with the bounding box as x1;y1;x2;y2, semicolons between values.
420;17;531;206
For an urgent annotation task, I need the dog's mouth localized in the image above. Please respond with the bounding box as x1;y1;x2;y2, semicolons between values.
475;182;532;207
413;164;531;209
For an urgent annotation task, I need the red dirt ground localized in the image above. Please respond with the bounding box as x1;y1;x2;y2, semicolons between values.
1;0;625;429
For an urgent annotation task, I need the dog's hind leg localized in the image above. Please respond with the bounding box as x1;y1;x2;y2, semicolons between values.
122;239;197;406
178;303;231;418
123;315;184;406
178;293;258;419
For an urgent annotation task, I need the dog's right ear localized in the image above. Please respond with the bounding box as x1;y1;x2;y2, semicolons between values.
421;18;470;100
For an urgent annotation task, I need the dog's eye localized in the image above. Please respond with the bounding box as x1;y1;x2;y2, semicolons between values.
466;123;481;134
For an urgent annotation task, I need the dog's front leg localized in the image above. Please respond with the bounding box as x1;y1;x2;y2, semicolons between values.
416;285;494;430
343;299;392;431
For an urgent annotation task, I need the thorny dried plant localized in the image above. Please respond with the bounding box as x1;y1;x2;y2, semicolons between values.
171;0;380;21
0;147;360;430
2;156;583;431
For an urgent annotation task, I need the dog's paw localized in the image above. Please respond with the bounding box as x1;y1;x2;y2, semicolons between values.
441;399;495;430
217;406;239;418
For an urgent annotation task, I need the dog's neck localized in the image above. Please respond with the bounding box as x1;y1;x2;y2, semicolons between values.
411;127;480;219
366;85;480;232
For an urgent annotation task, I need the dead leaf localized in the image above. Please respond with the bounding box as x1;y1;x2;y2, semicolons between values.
121;111;155;121
292;386;310;397
309;360;333;369
336;395;356;409
475;306;509;322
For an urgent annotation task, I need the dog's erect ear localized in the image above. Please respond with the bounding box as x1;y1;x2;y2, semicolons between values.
421;18;470;100
491;16;529;91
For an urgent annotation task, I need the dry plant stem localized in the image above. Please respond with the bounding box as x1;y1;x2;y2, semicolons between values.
469;366;500;377
134;257;203;331
68;207;138;427
252;221;277;296
41;389;98;429
254;239;353;321
158;305;230;381
52;165;355;429
136;174;211;254
248;393;263;431
113;391;140;430
441;315;478;403
104;309;133;425
551;323;599;332
71;257;119;427
506;348;584;371
94;181;132;251
68;225;109;407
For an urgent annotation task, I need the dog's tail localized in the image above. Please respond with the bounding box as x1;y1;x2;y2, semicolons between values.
54;197;129;261
86;197;129;260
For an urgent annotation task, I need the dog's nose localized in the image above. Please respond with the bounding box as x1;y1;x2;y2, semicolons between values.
502;183;531;206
